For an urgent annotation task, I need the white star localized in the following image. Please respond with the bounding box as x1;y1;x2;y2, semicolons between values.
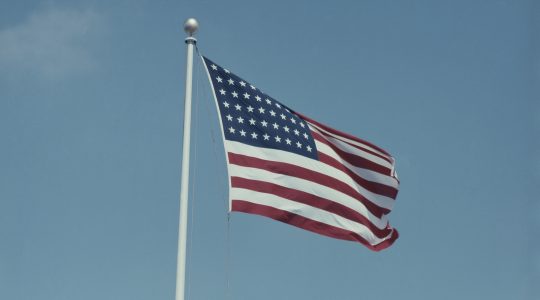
255;95;261;102
247;106;254;112
306;145;312;152
228;78;234;85
265;99;272;105
223;101;230;108
226;114;233;121
283;126;290;133
263;133;270;140
285;138;292;145
270;110;276;117
235;104;242;111
243;92;250;99
251;132;258;139
294;129;300;136
280;113;286;120
250;84;256;90
239;81;246;87
261;120;268;127
219;89;226;95
296;141;302;148
211;64;218;70
275;103;281;108
258;107;265;114
290;118;297;124
272;123;279;129
299;122;305;128
228;127;235;134
237;117;244;124
232;91;238;98
216;76;223;83
224;68;230;74
274;135;281;142
303;132;309;139
249;118;256;125
240;129;246;136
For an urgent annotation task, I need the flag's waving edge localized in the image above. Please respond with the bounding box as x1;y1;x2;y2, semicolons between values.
201;55;400;251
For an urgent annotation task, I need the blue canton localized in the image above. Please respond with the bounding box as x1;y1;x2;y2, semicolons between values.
204;57;318;160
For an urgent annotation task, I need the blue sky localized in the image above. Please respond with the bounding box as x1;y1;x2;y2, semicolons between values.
0;0;538;299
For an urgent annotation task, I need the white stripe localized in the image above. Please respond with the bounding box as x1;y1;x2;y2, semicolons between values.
231;188;394;246
226;140;396;210
315;140;399;189
312;126;394;170
307;121;393;162
229;163;389;229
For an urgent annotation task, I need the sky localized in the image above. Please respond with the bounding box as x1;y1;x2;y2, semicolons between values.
0;0;538;299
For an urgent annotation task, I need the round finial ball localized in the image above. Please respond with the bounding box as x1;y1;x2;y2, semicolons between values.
184;18;199;35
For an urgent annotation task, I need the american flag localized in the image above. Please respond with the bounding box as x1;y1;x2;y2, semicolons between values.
202;56;400;251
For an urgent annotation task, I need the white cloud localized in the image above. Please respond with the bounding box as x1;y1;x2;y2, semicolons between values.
0;7;103;79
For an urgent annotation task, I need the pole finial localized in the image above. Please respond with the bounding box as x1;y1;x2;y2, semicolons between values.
183;18;199;36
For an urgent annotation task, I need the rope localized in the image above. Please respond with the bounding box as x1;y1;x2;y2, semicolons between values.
195;47;229;213
226;212;231;300
196;47;233;299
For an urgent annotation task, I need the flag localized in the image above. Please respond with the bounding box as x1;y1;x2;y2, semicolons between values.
202;56;400;251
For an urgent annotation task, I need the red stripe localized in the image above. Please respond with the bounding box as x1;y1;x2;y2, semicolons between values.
313;126;393;164
297;113;393;157
317;152;398;199
231;177;392;238
312;131;392;176
228;152;390;218
232;200;399;251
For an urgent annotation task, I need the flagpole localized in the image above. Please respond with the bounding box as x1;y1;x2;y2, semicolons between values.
176;17;198;300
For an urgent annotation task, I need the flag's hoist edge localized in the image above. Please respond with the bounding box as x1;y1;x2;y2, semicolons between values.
201;55;400;251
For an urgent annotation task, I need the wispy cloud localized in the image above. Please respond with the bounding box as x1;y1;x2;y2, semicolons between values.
0;7;103;79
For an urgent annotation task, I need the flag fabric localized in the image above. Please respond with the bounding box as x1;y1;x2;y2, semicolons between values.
202;56;400;251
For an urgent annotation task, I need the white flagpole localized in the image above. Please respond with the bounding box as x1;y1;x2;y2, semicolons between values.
176;17;198;300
